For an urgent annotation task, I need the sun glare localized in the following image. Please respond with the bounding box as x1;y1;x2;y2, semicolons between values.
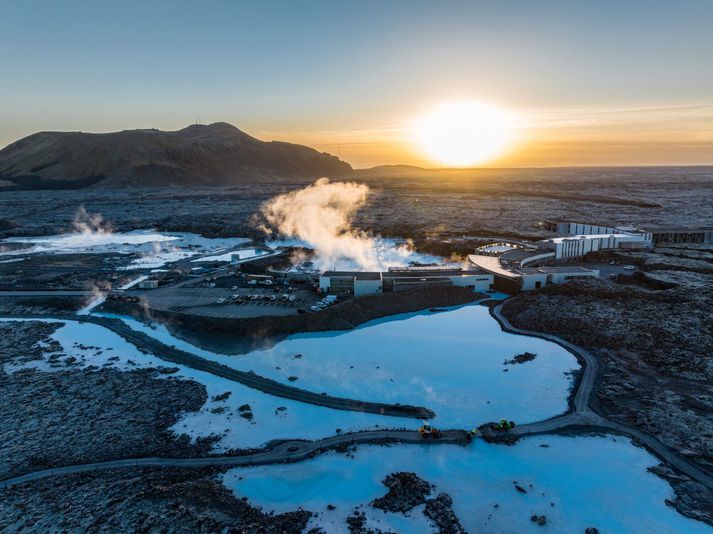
413;101;515;167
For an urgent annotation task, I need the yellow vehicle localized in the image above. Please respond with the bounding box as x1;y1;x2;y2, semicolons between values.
491;419;516;432
418;423;441;439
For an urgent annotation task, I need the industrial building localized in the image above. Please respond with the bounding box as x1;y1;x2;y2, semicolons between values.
544;219;713;245
319;271;383;296
644;227;713;245
319;266;494;296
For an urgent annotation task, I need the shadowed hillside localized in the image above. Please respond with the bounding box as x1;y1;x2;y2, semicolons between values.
0;122;352;190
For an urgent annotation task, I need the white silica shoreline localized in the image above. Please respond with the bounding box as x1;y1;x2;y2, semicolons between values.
2;311;711;531
0;318;414;450
0;230;252;269
98;304;580;428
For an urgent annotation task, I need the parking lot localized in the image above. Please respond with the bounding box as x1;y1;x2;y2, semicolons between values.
131;284;322;319
583;261;639;281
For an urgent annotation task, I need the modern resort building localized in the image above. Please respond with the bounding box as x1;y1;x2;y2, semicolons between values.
319;266;495;296
467;219;656;292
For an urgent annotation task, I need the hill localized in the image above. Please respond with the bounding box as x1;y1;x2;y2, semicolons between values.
0;122;352;190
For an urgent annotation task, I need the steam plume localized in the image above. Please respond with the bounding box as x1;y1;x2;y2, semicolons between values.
73;206;113;235
261;178;431;271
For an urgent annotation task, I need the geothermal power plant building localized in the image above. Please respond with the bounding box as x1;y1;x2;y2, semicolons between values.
319;267;494;296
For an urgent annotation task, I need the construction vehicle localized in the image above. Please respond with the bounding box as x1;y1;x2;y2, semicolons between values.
419;423;441;439
491;419;516;432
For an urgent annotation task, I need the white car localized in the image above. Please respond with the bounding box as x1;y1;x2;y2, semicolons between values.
310;305;321;312
216;298;226;304
623;265;636;271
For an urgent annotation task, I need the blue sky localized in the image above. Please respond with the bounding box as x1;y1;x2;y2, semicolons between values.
1;0;712;166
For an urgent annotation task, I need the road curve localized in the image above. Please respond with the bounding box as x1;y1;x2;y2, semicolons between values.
0;430;469;490
486;300;713;491
0;314;435;420
490;301;598;414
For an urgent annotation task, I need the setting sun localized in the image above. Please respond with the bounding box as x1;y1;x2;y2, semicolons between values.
413;101;515;167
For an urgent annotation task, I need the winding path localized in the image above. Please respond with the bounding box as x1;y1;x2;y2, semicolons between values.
0;430;469;489
1;302;712;494
488;301;713;491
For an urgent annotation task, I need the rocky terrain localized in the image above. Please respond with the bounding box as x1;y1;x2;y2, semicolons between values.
0;122;352;190
501;245;713;523
366;472;466;534
0;466;470;533
0;167;710;242
1;168;712;530
0;467;311;533
0;322;215;480
0;295;85;315
0;253;135;290
0;319;321;532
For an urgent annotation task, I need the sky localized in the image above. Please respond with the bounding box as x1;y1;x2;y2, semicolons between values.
1;0;712;168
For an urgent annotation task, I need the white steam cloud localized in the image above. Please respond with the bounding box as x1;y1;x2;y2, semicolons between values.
261;178;438;271
72;206;114;236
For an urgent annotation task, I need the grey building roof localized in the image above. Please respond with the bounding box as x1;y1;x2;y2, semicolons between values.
322;271;382;280
535;266;597;273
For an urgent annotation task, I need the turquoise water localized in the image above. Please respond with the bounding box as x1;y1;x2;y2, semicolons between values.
225;435;712;533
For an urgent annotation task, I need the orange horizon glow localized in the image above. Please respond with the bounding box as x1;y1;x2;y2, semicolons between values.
258;102;713;169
